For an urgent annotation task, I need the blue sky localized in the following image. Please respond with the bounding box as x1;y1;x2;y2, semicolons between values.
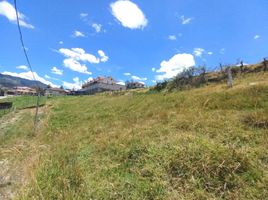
0;0;268;89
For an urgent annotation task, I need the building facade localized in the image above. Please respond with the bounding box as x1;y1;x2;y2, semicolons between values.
6;87;37;96
126;81;145;89
45;87;69;96
81;76;126;95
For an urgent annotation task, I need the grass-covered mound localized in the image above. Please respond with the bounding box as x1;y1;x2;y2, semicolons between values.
1;72;268;199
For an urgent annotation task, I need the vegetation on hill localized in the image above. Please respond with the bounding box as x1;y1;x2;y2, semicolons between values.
1;72;268;199
152;61;268;92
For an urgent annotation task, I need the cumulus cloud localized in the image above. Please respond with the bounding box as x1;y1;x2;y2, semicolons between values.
117;81;125;85
80;13;88;18
152;68;156;72
155;53;195;81
2;71;58;87
44;74;50;79
180;15;193;25
98;50;109;62
0;1;34;29
59;48;100;64
131;75;147;81
51;66;63;75
72;30;85;38
16;65;28;70
92;23;102;33
45;75;60;81
58;48;108;74
193;48;213;57
110;0;148;29
168;35;177;41
63;77;82;90
124;72;131;76
254;35;260;40
63;58;92;74
86;77;93;82
193;48;205;57
59;41;63;45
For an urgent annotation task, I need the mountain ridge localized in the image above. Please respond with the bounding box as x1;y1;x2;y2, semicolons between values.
0;73;47;89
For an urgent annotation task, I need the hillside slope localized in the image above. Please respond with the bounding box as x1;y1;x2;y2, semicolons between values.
0;73;47;89
1;72;268;199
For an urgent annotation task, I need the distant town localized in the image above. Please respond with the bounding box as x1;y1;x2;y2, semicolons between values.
0;75;145;97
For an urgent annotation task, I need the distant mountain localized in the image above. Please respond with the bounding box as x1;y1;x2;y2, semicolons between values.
0;73;47;89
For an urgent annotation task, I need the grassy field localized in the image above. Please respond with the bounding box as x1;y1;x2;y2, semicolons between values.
0;96;46;117
1;73;268;199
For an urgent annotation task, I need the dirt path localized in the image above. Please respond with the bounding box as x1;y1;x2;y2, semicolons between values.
0;107;50;199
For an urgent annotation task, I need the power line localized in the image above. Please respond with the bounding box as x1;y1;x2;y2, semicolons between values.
14;0;36;82
14;0;40;134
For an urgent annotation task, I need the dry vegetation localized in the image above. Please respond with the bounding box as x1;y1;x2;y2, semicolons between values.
0;72;268;199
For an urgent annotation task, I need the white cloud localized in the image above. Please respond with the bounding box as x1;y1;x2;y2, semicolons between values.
51;66;63;75
59;41;63;44
193;48;205;57
63;77;81;90
59;48;100;63
0;1;34;29
124;72;131;76
16;65;28;70
98;50;109;62
45;75;60;81
131;75;147;81
155;53;195;81
80;13;88;18
2;71;58;87
92;23;102;33
73;30;85;38
254;35;260;40
63;58;92;74
110;0;148;29
117;81;125;85
180;15;193;25
86;77;93;82
152;68;156;72
58;48;108;74
193;48;213;57
44;74;50;79
168;35;177;41
208;52;213;55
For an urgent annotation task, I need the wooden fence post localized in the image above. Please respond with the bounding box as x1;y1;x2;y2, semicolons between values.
227;67;233;88
240;61;244;73
220;63;223;73
264;58;267;71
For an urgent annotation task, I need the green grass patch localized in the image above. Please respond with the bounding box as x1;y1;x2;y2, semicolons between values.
3;73;268;199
